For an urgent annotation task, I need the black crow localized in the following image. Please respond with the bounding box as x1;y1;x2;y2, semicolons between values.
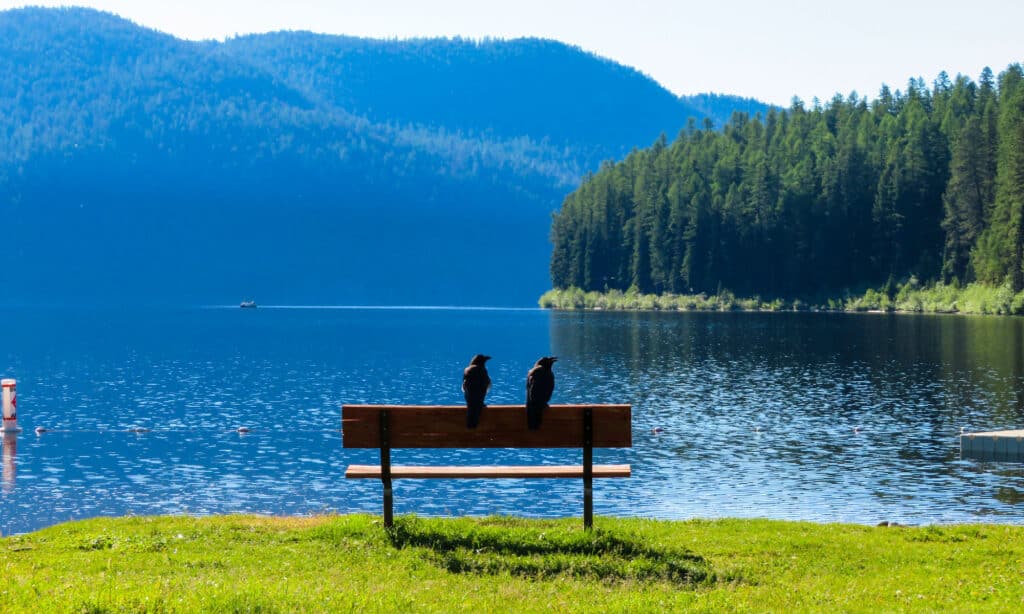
526;356;557;430
463;354;492;428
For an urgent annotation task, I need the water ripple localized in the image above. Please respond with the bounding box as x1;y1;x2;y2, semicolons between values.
1;307;1023;533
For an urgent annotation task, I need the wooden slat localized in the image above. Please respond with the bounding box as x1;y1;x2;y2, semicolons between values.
345;464;632;479
341;404;631;448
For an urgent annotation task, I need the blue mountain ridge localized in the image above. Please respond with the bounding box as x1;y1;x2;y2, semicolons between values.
0;7;770;306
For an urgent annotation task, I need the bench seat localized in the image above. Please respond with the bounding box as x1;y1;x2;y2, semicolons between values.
345;463;631;479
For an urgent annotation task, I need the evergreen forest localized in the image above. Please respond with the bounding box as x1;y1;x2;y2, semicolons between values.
549;66;1024;307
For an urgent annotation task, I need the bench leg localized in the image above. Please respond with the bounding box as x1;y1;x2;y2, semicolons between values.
584;482;593;530
380;410;394;528
583;407;593;530
383;479;394;528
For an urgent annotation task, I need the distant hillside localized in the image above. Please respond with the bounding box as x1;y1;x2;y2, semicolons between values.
217;33;767;171
0;7;770;306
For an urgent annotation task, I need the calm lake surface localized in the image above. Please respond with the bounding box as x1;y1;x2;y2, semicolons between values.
2;306;1023;534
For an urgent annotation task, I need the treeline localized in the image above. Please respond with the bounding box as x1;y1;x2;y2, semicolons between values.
0;8;581;194
221;33;770;174
0;7;771;193
550;65;1024;299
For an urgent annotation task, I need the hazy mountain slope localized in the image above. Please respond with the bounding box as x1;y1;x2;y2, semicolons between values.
0;7;770;306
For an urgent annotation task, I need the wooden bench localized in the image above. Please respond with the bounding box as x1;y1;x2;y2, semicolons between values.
342;404;631;529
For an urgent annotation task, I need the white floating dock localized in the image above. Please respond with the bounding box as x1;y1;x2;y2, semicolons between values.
960;430;1024;461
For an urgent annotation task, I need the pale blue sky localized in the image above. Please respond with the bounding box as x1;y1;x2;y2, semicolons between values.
3;1;1022;106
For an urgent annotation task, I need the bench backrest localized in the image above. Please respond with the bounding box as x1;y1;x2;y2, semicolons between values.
342;404;631;448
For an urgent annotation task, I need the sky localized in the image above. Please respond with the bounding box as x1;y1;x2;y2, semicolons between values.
2;1;1022;106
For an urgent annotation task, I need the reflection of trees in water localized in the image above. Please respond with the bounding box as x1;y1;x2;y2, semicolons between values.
935;316;1024;422
549;311;1024;426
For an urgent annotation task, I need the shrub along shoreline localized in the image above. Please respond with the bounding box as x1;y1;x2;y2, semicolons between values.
2;514;1022;612
540;280;1024;315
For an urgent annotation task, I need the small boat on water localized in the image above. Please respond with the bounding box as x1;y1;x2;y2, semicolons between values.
239;300;257;309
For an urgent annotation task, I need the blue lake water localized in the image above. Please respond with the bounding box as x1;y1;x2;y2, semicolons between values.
1;306;1023;534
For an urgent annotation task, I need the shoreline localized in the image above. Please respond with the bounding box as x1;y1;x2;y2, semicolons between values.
539;282;1024;317
543;305;985;316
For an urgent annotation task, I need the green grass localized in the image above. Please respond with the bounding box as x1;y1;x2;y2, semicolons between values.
3;515;1024;612
539;282;1024;316
537;287;784;312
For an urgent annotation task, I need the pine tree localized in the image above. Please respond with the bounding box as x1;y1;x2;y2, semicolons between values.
971;66;1024;288
942;115;989;282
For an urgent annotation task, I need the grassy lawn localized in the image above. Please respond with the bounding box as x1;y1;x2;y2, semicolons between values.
2;514;1023;612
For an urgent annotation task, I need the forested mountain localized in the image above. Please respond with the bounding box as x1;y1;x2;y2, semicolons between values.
216;34;767;173
0;7;767;306
550;66;1024;299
